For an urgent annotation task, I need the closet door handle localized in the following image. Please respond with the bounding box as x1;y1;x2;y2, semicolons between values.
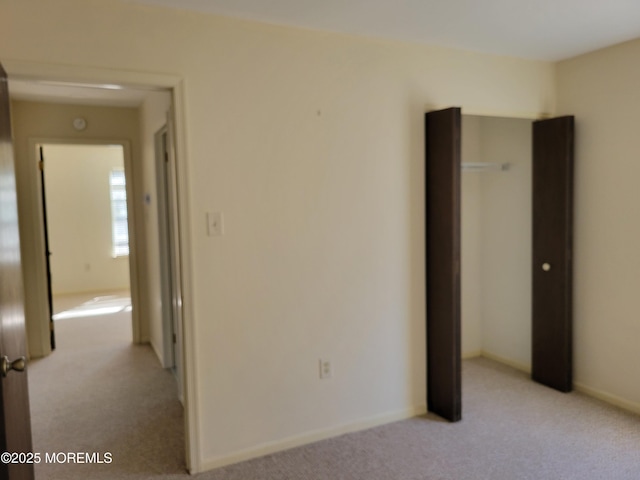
542;263;551;272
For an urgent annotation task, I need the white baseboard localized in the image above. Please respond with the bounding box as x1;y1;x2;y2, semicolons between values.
574;382;640;416
462;350;482;359
477;352;640;417
199;405;427;472
149;339;164;367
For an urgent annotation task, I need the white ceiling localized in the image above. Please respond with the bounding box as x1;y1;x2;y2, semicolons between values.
9;79;152;107
128;0;640;61
11;0;640;106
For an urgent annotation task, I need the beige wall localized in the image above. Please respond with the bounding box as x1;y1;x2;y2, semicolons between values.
461;116;483;356
461;116;532;368
477;116;532;367
42;143;130;295
1;0;556;472
557;39;640;413
10;100;143;357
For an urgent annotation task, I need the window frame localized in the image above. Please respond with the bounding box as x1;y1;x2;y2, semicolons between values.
109;167;129;258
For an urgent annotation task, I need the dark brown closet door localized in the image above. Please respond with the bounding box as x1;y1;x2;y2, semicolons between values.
532;116;574;393
425;107;461;422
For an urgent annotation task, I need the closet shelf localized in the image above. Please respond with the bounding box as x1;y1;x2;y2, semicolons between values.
461;162;510;172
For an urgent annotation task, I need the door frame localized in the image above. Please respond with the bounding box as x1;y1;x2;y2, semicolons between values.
33;139;136;340
3;60;200;473
155;120;186;402
155;126;176;369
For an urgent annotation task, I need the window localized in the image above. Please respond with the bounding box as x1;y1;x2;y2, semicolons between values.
110;169;129;257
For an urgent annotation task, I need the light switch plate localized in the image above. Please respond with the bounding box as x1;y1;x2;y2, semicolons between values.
319;359;332;379
207;212;224;236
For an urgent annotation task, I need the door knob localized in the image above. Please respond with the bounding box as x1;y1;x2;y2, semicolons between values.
1;355;26;377
542;263;551;272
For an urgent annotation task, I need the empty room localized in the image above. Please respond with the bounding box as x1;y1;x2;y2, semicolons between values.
1;1;639;479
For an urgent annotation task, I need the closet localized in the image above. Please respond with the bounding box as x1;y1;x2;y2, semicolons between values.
425;108;573;422
461;115;532;368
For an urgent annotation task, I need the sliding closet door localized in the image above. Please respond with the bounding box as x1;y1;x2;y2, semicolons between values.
425;107;461;422
532;116;574;392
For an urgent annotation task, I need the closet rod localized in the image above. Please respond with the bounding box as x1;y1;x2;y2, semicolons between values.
461;162;510;172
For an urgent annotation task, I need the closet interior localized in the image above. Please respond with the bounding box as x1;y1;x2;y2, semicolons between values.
461;115;534;371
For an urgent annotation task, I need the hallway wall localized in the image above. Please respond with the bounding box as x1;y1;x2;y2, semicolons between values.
139;90;173;365
43;143;130;295
10;100;143;357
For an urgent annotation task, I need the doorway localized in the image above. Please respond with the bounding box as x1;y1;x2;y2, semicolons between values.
461;115;533;370
5;63;197;471
40;142;133;346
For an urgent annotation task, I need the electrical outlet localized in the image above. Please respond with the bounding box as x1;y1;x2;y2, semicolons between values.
319;359;332;379
207;212;224;237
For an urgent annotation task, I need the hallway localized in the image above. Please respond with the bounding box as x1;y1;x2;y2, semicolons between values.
27;294;186;479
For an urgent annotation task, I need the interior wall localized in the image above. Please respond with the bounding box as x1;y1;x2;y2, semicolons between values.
9;100;142;358
461;116;483;356
556;38;640;413
478;116;532;368
0;0;556;471
139;90;172;365
43;143;130;295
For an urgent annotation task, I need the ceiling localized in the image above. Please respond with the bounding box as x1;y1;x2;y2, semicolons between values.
127;0;640;61
11;0;640;106
9;79;153;107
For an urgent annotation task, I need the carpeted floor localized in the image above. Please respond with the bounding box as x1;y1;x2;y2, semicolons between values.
28;293;186;480
27;298;640;479
201;358;640;480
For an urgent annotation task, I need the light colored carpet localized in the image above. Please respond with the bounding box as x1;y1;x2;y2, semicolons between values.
28;293;186;480
28;300;640;479
201;358;640;480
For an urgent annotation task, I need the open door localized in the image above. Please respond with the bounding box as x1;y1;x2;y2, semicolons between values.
425;107;462;422
166;109;185;402
531;116;574;392
156;126;176;370
0;63;35;480
38;146;55;351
